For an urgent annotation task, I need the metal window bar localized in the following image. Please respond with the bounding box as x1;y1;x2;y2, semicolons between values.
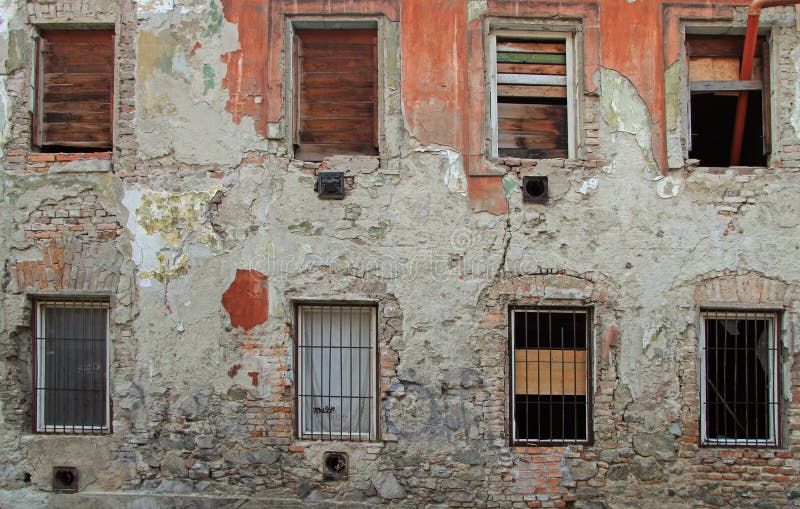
511;308;590;444
34;299;110;434
701;310;779;447
297;304;377;441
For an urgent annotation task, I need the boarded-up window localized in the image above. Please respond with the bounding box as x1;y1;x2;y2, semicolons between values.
492;34;574;159
33;29;114;151
34;299;110;434
293;29;378;161
686;35;769;167
511;308;590;444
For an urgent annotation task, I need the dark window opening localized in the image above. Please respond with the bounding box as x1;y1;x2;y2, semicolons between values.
702;311;779;446
511;308;590;444
33;29;114;152
34;299;110;434
686;34;770;167
495;36;571;159
292;29;378;161
690;91;766;167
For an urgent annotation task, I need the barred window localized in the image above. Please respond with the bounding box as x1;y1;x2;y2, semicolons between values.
34;299;110;434
701;310;779;447
296;304;377;440
511;308;590;444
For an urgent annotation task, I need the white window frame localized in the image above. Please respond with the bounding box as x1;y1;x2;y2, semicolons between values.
699;310;779;447
35;300;111;433
510;307;591;445
296;303;378;441
489;30;578;160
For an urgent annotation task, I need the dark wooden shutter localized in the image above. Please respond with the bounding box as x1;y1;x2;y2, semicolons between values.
496;38;569;159
34;30;114;150
294;29;377;161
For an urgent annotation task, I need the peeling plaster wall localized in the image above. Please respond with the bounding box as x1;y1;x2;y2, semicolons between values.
2;1;800;508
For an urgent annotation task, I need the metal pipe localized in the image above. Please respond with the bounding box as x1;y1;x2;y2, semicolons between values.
730;0;800;166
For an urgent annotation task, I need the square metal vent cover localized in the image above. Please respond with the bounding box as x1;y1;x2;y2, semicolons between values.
52;466;78;493
522;175;549;203
316;172;346;200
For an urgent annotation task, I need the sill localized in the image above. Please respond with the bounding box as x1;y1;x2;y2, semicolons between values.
293;146;378;163
700;440;779;449
26;152;112;173
687;165;768;176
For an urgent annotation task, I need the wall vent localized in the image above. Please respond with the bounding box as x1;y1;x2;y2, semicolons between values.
52;466;78;493
322;452;348;481
522;176;549;203
315;172;346;200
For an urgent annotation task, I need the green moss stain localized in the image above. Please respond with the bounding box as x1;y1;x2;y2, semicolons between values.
368;220;389;239
135;189;222;248
664;62;681;132
288;221;313;234
6;30;25;74
139;252;191;283
203;64;215;94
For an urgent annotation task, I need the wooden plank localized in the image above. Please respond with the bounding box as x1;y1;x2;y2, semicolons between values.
514;349;587;396
44;111;110;123
497;74;566;86
302;101;373;119
294;143;378;161
301;72;374;88
44;72;112;87
496;40;566;53
300;86;375;102
497;84;567;98
300;57;373;72
300;44;373;59
300;127;374;144
43;123;111;144
499;117;567;136
688;56;740;81
689;80;762;92
497;51;566;65
43;89;111;102
686;35;764;58
497;62;566;75
498;132;566;150
301;118;374;135
500;147;569;159
40;29;113;45
498;102;567;120
295;29;376;45
44;101;111;113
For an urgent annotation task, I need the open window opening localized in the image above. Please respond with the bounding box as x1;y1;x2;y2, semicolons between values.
700;310;779;447
33;29;114;153
491;32;576;160
511;308;591;444
292;28;378;162
686;34;770;167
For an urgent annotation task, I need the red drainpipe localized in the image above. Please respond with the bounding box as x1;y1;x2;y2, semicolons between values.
730;0;800;166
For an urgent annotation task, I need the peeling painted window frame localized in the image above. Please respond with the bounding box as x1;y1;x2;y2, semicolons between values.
32;297;112;435
284;17;384;162
699;309;781;448
294;301;379;441
509;306;593;446
487;27;579;160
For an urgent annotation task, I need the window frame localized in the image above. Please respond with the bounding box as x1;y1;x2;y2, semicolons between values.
509;306;593;446
31;26;116;152
699;309;781;448
489;29;578;160
294;301;379;441
286;18;383;162
682;27;774;166
33;297;112;435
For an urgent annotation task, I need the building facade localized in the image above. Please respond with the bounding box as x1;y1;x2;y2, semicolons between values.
1;0;800;507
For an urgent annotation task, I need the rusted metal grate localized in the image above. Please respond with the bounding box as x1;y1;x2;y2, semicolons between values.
511;308;591;444
701;310;780;447
34;299;110;434
296;304;377;441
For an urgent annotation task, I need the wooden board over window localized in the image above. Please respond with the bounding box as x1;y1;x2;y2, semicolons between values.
293;29;378;161
34;29;114;150
514;349;587;396
495;37;569;159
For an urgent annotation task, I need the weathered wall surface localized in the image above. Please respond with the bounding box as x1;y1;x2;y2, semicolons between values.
2;0;800;508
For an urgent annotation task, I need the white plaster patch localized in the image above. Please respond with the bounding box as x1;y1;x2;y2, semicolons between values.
0;77;11;158
792;44;800;137
578;177;599;195
656;175;681;199
600;68;660;179
442;150;466;195
135;0;175;19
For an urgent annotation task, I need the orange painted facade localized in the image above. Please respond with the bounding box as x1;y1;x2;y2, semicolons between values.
220;0;758;211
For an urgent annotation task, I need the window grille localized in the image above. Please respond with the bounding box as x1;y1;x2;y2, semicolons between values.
34;299;110;434
296;304;377;440
511;308;591;444
700;310;779;447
